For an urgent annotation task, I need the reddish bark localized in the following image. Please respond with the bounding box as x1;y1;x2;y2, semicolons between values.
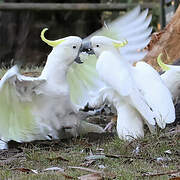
143;5;180;71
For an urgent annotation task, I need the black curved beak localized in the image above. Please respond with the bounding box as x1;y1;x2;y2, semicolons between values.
81;41;95;55
74;44;83;64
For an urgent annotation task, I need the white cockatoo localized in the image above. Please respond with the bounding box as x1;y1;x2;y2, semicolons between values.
80;35;175;140
67;6;153;108
0;28;104;149
158;54;180;105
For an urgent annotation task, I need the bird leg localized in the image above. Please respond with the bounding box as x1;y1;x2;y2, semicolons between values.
104;115;117;132
79;103;95;112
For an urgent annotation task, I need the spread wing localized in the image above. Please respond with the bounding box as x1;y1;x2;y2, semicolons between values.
67;54;106;108
133;61;175;128
86;5;152;63
68;6;152;107
0;65;48;142
97;51;156;126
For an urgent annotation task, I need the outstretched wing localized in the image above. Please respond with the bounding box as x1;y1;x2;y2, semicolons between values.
68;6;152;107
86;6;152;63
0;66;47;142
133;61;175;128
67;54;106;108
96;51;156;126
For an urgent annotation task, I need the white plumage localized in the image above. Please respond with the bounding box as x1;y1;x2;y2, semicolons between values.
157;54;180;105
0;30;104;149
84;36;175;140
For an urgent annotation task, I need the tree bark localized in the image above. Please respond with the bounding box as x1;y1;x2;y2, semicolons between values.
143;4;180;71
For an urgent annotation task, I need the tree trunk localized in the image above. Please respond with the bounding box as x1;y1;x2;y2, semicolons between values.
143;4;180;71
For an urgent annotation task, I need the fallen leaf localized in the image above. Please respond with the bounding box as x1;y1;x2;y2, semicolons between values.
85;155;106;161
68;166;116;179
141;169;180;177
43;167;73;179
78;173;103;180
68;166;102;174
169;177;180;180
98;165;105;169
43;167;64;172
13;168;38;174
80;160;96;167
156;157;172;163
96;148;104;152
164;150;172;154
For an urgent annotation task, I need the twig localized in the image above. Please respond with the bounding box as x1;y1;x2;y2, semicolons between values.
68;166;102;174
104;154;154;161
141;169;180;177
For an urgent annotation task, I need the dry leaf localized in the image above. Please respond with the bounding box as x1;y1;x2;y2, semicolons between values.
85;155;106;161
13;168;38;174
43;167;73;179
78;173;103;180
68;166;102;174
141;169;180;177
43;167;64;172
80;160;96;167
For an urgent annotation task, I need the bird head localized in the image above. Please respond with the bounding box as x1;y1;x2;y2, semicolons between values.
41;28;83;65
81;36;128;57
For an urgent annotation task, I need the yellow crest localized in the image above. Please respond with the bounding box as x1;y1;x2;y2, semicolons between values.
40;28;65;47
113;40;128;48
157;53;170;71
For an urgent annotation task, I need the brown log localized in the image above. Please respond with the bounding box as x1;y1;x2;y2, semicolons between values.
143;5;180;71
0;3;158;11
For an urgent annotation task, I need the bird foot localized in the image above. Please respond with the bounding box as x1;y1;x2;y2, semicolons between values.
104;116;117;132
104;121;115;132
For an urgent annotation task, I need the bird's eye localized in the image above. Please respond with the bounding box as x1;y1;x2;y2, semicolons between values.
96;44;100;47
73;45;76;49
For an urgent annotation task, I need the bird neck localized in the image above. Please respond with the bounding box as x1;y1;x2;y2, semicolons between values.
40;53;70;88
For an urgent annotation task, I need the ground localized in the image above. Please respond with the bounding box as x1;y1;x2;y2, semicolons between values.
0;122;179;180
0;69;179;179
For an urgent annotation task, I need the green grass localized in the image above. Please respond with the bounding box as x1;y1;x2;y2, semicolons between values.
0;130;179;180
0;68;179;179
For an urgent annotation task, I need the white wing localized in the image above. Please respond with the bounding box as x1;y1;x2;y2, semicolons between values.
160;64;180;104
86;6;152;63
0;65;48;142
68;6;152;107
67;54;106;108
96;51;156;125
133;61;175;128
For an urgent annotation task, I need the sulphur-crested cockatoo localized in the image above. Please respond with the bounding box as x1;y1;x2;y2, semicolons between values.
67;6;153;109
158;54;180;105
68;6;153;140
0;28;104;149
81;35;175;141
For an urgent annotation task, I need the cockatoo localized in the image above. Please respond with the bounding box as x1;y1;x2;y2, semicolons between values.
67;6;153;108
0;28;104;149
158;54;180;105
80;35;175;140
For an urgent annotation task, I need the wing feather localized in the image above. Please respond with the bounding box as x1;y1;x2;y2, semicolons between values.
0;66;47;142
69;6;152;107
133;62;175;128
97;51;156;125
